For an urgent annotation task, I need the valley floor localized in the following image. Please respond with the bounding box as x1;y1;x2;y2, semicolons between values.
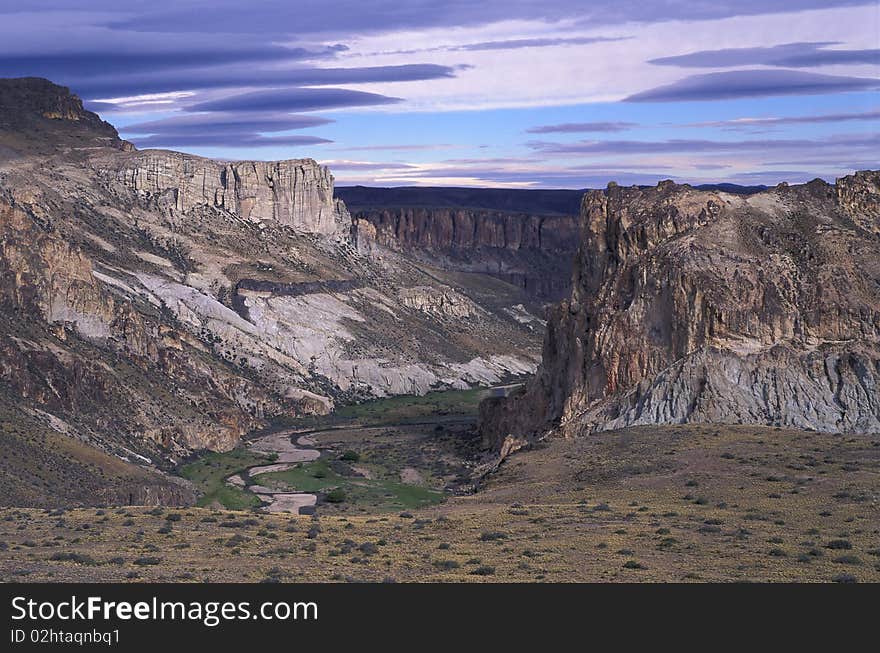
1;422;878;582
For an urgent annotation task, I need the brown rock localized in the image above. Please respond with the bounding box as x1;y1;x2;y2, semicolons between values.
481;172;880;452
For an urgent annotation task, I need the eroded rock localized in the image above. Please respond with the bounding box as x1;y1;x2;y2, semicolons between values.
481;173;880;451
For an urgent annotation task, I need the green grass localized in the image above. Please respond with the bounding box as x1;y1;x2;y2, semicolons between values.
259;460;338;493
178;449;269;510
266;385;521;433
260;460;444;511
333;387;486;424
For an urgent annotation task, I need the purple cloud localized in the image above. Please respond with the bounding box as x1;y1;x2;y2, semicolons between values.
650;41;880;68
527;132;880;155
65;64;457;99
452;36;627;52
318;161;418;171
625;70;880;102
130;133;332;149
95;1;871;36
339;144;456;152
0;44;346;79
527;121;637;134
685;108;880;130
188;87;403;113
123;113;334;134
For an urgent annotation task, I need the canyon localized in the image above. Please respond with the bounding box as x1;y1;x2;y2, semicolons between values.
0;78;544;506
2;77;878;520
340;186;582;300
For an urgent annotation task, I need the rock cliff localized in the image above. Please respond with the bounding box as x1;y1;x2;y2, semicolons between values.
351;207;579;300
481;173;880;454
114;151;347;236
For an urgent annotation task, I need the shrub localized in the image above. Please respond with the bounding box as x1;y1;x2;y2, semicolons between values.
825;539;852;550
225;534;247;548
833;555;862;566
340;450;360;462
433;559;460;571
353;543;375;556
832;573;858;583
470;565;495;576
623;560;647;570
326;489;347;503
49;552;97;566
479;531;506;542
133;556;162;566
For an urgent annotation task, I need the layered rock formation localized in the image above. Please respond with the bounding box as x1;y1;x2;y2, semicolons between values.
351;206;579;300
113;151;346;236
482;174;880;454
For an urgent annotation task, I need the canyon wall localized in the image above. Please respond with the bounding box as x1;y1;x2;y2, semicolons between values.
113;151;347;236
352;207;579;300
481;173;880;454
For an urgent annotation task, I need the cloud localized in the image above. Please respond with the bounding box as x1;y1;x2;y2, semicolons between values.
452;36;627;52
318;160;418;171
527;132;880;155
65;63;458;99
119;111;333;150
95;1;872;36
123;112;334;134
188;87;404;113
625;69;880;102
0;44;346;78
526;121;637;134
338;144;456;152
684;108;880;130
649;41;880;68
129;133;332;149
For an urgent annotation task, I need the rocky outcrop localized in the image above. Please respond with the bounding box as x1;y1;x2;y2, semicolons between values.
837;171;880;237
0;77;132;158
113;150;346;236
398;285;478;318
352;208;578;299
481;173;880;453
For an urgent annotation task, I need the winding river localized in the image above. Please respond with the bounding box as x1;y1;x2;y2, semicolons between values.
226;429;322;514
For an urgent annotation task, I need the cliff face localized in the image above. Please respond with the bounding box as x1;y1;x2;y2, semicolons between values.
352;207;579;300
0;198;278;455
114;151;346;236
481;173;880;453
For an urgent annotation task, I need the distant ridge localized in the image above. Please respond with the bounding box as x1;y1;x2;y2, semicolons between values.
0;76;131;158
336;186;586;215
336;183;768;214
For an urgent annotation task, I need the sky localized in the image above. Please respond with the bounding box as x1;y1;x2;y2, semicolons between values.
0;1;877;188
